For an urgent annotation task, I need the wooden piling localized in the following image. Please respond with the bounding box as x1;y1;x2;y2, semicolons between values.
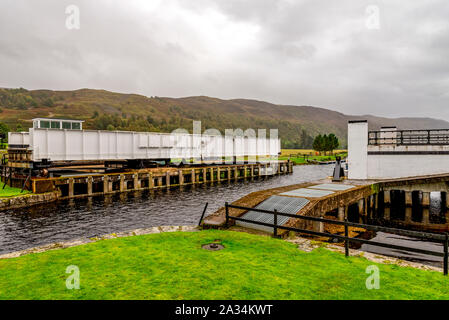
178;170;184;185
87;176;93;195
166;172;171;188
68;178;74;197
120;175;125;192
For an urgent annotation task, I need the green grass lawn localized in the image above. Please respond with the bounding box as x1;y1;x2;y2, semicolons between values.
0;230;448;300
279;153;347;165
0;182;30;197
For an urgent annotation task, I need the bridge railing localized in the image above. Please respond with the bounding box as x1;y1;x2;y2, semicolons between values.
225;202;449;275
368;129;449;146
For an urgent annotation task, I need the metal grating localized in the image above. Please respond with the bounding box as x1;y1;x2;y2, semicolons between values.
280;188;334;198
308;183;354;191
236;195;309;233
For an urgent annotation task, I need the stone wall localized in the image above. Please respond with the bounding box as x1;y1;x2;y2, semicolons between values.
0;191;60;211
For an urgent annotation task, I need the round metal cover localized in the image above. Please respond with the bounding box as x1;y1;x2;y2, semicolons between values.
202;243;225;251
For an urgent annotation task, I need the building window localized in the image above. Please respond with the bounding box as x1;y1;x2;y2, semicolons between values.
72;122;81;130
40;120;50;128
51;121;61;129
62;122;71;129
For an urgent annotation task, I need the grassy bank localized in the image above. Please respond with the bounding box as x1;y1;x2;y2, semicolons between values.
280;149;347;165
0;230;447;300
0;182;30;198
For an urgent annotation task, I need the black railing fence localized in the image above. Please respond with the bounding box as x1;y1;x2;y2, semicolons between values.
225;202;449;275
368;129;449;146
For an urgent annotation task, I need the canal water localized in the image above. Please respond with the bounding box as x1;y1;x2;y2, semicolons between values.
0;164;445;268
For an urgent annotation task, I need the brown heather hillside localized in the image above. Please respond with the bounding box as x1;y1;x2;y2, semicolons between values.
1;87;448;148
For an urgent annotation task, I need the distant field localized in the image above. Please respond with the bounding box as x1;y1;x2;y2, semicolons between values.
280;149;347;157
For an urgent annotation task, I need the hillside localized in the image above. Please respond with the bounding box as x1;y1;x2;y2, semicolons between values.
1;88;448;148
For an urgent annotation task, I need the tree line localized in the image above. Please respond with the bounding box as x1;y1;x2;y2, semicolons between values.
313;133;339;154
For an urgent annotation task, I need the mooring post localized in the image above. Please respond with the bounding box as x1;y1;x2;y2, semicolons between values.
273;209;278;238
344;218;349;257
444;232;448;276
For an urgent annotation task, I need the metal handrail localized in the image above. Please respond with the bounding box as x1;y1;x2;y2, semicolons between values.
368;129;449;146
225;202;449;275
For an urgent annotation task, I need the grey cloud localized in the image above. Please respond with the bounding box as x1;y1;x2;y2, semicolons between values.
0;0;448;119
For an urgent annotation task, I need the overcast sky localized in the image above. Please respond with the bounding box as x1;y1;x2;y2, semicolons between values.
0;0;448;119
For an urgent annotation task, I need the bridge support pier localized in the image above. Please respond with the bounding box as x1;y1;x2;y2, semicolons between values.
446;192;449;209
358;199;365;215
405;191;413;206
422;192;430;207
338;206;346;221
384;206;390;220
405;207;412;223
423;208;430;224
384;190;391;204
314;221;324;233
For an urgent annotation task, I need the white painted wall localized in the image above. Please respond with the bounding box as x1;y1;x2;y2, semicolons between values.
348;121;368;179
27;128;281;162
8;132;30;145
348;121;449;179
367;154;449;179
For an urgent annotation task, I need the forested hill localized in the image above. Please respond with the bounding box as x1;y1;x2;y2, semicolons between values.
1;88;448;148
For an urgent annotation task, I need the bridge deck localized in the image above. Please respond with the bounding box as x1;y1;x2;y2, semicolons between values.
203;172;449;233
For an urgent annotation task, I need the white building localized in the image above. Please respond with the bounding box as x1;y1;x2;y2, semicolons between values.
348;120;449;180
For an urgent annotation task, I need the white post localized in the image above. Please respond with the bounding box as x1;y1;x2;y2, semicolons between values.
348;120;368;180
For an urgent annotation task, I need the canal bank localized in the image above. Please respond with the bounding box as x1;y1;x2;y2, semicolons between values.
0;161;293;211
0;165;330;254
1;229;447;300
